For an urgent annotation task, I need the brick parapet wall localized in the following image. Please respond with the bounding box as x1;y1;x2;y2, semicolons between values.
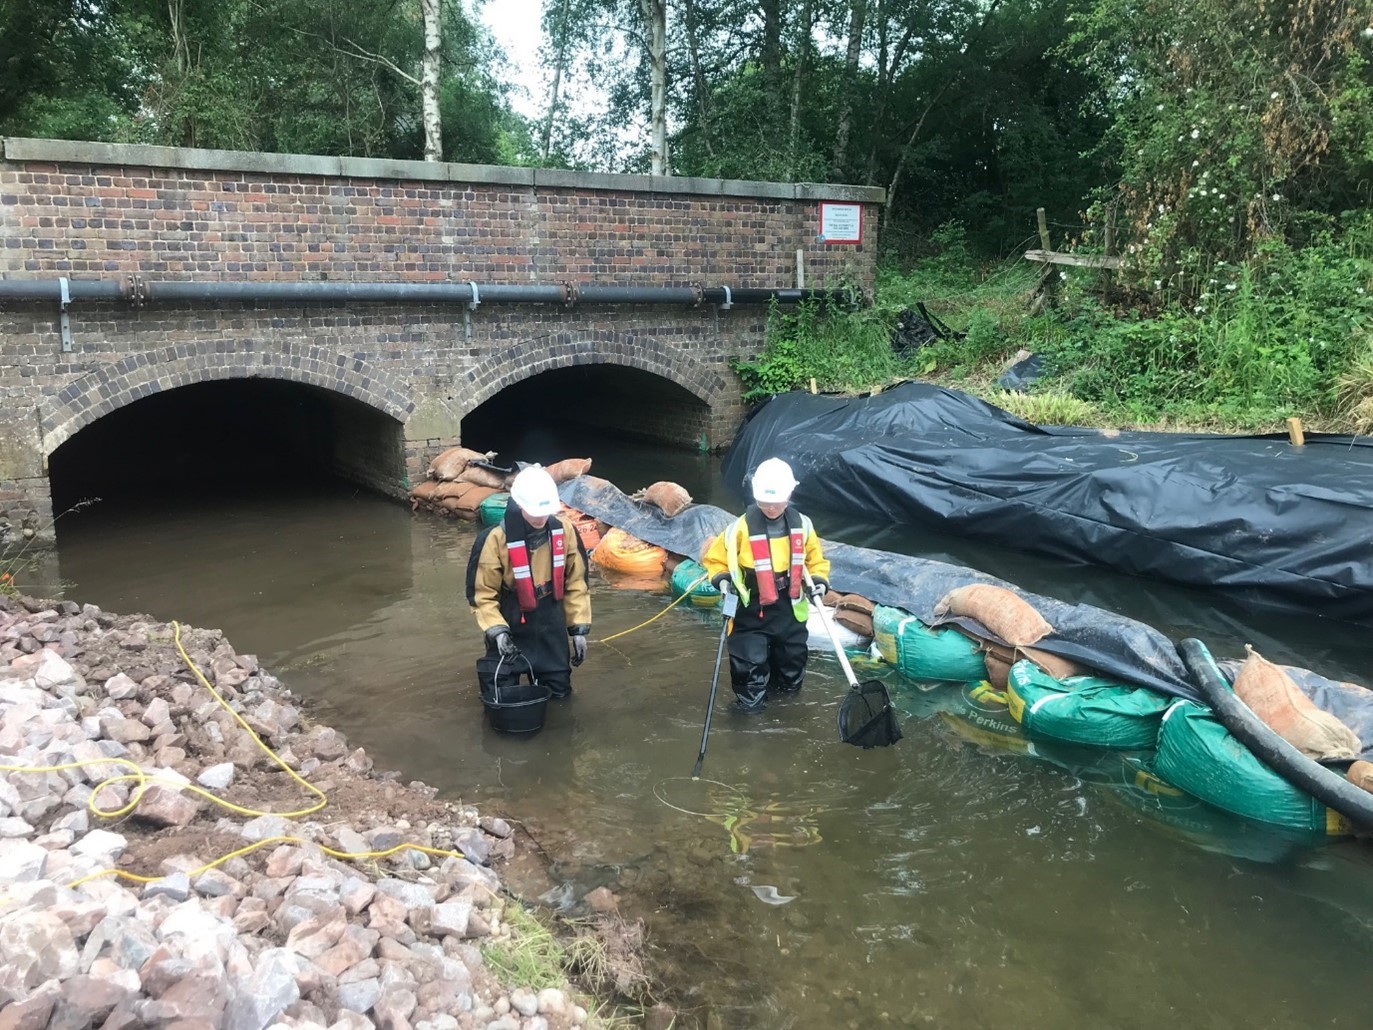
0;139;880;289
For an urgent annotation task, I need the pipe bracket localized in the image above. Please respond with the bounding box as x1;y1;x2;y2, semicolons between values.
464;281;481;341
58;277;72;353
720;286;733;311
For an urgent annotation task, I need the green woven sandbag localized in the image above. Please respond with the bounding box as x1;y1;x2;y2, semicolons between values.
1152;700;1349;838
1005;660;1170;750
1102;755;1325;860
670;559;721;608
871;605;987;682
478;493;510;527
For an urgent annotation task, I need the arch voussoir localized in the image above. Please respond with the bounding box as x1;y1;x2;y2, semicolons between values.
40;341;416;456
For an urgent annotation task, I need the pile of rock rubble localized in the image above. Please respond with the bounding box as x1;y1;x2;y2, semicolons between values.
0;594;596;1030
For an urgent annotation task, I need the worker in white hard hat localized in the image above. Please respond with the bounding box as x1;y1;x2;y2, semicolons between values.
702;457;831;712
467;464;592;699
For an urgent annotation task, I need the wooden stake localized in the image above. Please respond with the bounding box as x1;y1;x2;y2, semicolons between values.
1036;207;1051;252
809;377;818;395
1286;417;1305;446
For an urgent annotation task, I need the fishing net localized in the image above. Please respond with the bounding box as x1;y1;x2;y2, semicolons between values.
838;680;903;748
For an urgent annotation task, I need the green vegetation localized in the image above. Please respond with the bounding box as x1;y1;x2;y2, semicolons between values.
737;218;1373;432
480;901;651;1029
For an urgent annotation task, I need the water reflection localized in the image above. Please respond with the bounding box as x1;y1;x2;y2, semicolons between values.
33;442;1373;1029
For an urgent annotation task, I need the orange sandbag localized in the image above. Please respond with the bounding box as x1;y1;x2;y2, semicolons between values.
428;446;489;481
983;651;1013;689
559;506;603;553
1348;761;1373;795
592;527;667;576
834;608;874;639
635;481;693;518
432;481;481;502
409;480;442;510
546;457;593;484
934;584;1053;646
456;465;510;490
1234;645;1361;760
836;594;876;618
1018;646;1087;681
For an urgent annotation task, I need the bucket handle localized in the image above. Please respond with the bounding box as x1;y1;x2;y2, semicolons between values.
491;651;537;705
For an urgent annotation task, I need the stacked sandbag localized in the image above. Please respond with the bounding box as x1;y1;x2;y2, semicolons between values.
823;592;876;640
933;584;1054;645
977;641;1087;689
546;457;593;483
1005;659;1171;750
632;481;693;518
426;445;492;481
1233;645;1362;761
933;584;1058;688
413;446;510;516
409;479;444;513
433;481;501;520
871;605;988;682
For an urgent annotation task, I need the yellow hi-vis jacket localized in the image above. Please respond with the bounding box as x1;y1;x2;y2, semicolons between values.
702;508;830;620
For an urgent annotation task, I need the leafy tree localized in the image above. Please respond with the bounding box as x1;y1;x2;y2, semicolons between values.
1070;0;1373;274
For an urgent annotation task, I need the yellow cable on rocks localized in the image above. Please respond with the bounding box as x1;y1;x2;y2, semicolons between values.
599;572;710;643
0;621;470;898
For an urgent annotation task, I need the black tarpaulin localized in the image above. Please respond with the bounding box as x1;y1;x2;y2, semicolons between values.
720;383;1373;622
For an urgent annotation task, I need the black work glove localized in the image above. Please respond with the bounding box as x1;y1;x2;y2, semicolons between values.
711;573;734;595
570;634;587;667
809;577;829;603
488;629;520;657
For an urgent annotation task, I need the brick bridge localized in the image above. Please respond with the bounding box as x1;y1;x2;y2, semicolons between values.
0;138;881;544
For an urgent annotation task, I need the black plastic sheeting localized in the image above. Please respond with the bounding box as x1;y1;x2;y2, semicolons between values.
721;383;1373;622
560;475;1373;761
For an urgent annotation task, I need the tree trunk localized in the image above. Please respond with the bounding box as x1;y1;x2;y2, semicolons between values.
884;0;1003;227
683;0;714;158
830;0;867;179
761;0;782;99
640;0;668;174
540;0;573;160
788;0;813;178
420;0;442;162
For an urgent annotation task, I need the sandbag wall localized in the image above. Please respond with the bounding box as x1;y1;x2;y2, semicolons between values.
870;582;1366;847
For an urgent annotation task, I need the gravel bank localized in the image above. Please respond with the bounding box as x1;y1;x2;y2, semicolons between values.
0;593;615;1030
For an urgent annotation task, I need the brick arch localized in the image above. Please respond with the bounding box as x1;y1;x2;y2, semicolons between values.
39;341;416;457
462;329;726;412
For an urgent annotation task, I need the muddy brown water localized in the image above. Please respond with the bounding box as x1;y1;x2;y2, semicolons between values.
27;442;1373;1029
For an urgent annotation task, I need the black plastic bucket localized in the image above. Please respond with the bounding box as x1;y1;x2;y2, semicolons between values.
477;653;552;734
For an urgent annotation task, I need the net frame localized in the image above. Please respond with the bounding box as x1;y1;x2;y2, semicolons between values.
838;680;903;748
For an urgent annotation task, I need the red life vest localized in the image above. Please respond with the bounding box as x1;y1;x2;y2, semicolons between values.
506;514;566;615
745;506;804;606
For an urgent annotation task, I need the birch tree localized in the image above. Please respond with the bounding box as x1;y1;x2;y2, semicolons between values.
420;0;442;161
640;0;669;173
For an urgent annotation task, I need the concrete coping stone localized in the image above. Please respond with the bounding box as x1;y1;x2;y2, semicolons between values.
1;137;887;204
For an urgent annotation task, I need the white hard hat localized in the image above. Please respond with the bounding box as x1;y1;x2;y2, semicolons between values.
509;466;560;516
751;457;798;503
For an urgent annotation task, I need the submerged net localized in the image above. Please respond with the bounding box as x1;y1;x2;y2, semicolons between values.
838;680;903;748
